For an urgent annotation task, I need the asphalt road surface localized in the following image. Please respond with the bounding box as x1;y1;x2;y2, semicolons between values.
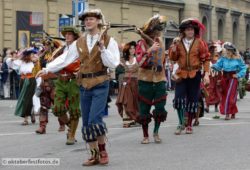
0;91;250;170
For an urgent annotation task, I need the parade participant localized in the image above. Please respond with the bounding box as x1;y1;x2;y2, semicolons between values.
9;50;20;99
193;82;207;126
205;41;223;113
136;15;168;144
36;26;81;145
212;42;247;120
116;43;125;89
116;41;139;128
6;48;38;125
0;55;4;99
35;39;65;134
77;9;120;166
165;52;173;91
169;18;210;135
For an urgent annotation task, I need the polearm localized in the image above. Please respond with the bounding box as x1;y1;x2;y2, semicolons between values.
76;23;136;29
76;23;137;45
119;27;155;46
42;30;66;41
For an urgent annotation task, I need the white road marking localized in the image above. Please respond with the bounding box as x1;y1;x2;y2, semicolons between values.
0;121;249;136
201;117;213;120
0;120;23;124
0;132;36;136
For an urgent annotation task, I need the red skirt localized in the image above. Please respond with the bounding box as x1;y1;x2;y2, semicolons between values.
219;72;238;115
205;75;221;106
116;78;139;120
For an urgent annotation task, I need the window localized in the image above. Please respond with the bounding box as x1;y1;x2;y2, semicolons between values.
202;16;208;41
218;19;224;40
232;22;238;46
246;24;250;48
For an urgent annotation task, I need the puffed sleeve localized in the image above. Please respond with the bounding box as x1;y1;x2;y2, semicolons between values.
212;57;224;71
236;58;247;78
168;43;179;62
44;41;79;73
6;58;22;70
136;40;147;65
199;39;210;73
100;37;120;69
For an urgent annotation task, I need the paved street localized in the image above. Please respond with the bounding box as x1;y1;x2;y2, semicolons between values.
0;91;250;170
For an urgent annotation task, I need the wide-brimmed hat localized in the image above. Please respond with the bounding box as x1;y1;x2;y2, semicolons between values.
79;9;103;21
41;39;61;49
123;41;136;53
123;41;137;60
61;26;79;39
141;14;167;35
179;18;206;37
22;48;37;56
213;40;223;53
208;40;223;53
223;42;237;53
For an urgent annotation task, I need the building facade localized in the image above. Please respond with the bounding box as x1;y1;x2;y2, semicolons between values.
0;0;73;50
0;0;250;51
184;0;250;50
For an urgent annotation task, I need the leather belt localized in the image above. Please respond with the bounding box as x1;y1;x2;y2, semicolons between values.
81;71;107;78
143;65;154;70
143;65;163;72
58;73;75;82
21;73;34;79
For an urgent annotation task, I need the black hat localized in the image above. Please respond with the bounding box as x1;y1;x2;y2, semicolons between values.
22;48;37;56
223;42;237;53
179;18;206;38
179;20;199;35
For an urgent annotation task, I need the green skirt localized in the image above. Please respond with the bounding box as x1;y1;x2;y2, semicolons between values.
15;78;36;117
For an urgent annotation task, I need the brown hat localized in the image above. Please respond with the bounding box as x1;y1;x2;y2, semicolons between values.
123;41;137;60
79;9;103;21
141;14;167;35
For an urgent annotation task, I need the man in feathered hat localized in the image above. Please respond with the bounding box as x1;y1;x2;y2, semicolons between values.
169;18;210;135
36;26;81;145
77;9;120;166
136;14;168;144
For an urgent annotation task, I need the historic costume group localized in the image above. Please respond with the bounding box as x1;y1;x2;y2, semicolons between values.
9;8;247;167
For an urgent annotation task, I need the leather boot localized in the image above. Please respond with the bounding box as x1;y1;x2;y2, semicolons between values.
99;151;109;165
66;118;79;145
82;148;100;166
58;114;69;125
35;114;48;134
193;108;200;126
58;118;65;132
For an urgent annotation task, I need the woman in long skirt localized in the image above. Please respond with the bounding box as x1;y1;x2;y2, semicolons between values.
6;48;38;125
116;41;139;128
205;41;223;114
212;42;247;120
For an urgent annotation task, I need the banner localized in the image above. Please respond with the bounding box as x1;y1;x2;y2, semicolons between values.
16;11;43;49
